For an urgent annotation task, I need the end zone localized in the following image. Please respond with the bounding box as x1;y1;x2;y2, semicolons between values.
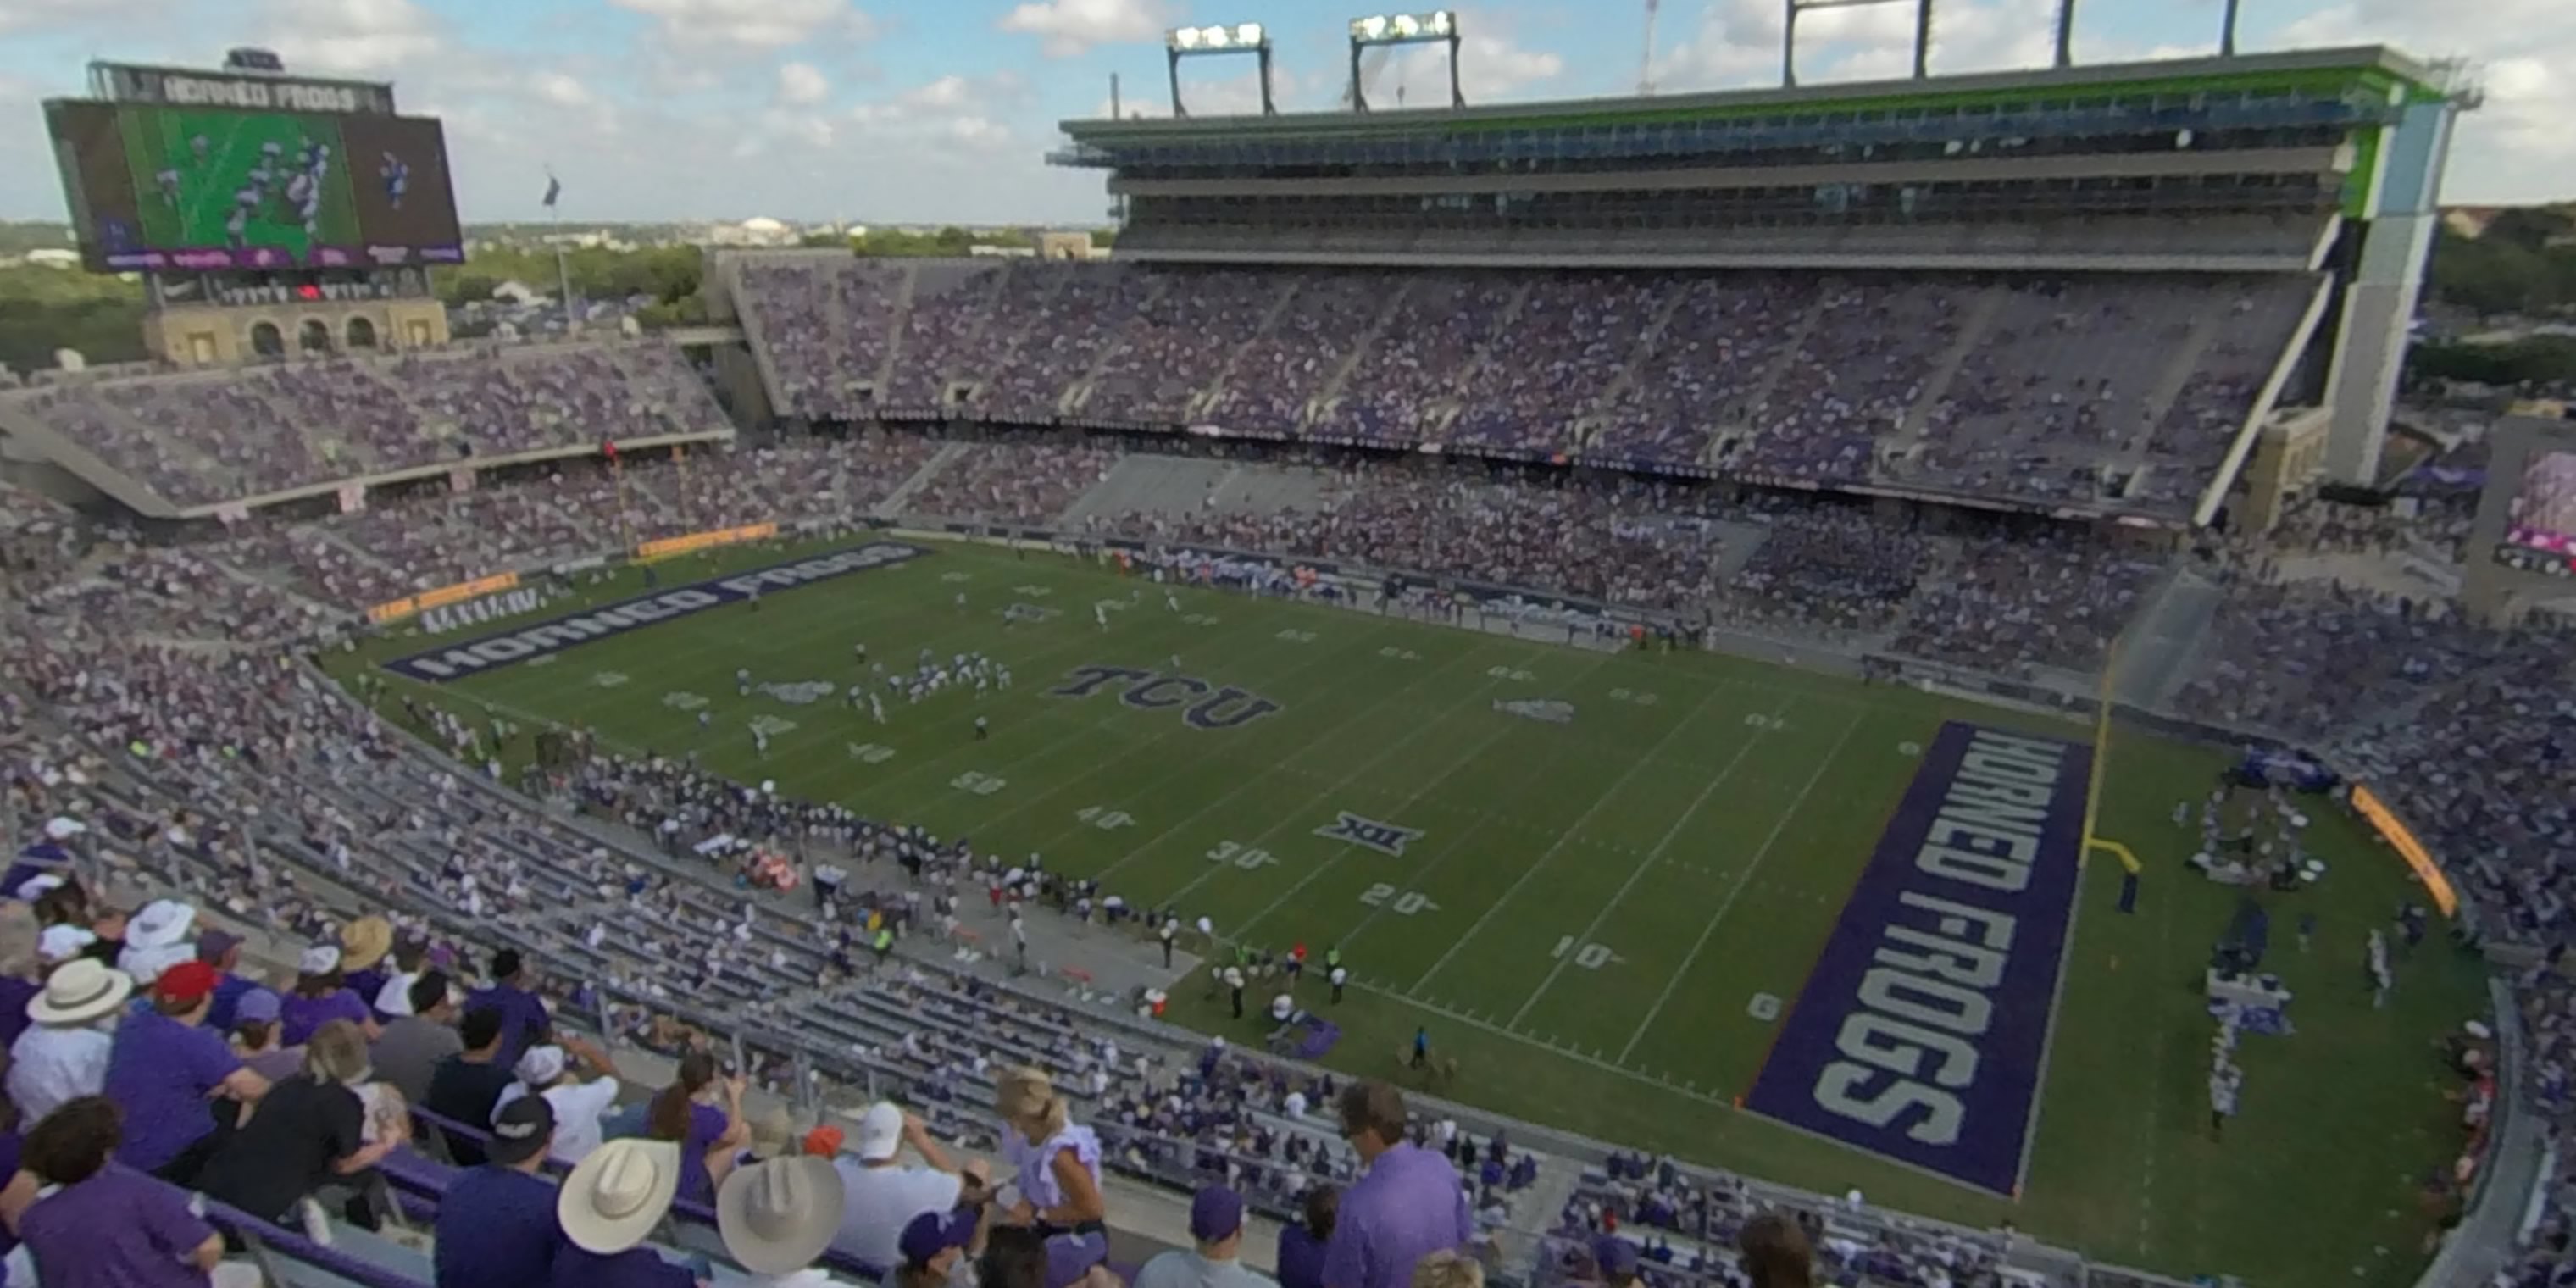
380;541;931;683
1743;720;2092;1196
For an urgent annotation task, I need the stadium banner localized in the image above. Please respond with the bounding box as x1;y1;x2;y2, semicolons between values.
366;571;519;625
1746;720;2091;1196
92;64;396;114
2349;785;2460;917
635;522;779;562
380;541;929;682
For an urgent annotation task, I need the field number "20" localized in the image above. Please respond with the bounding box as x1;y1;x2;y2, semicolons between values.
1359;884;1438;916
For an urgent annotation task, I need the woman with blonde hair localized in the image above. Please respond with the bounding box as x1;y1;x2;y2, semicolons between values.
992;1066;1113;1288
1413;1250;1485;1288
197;1019;410;1226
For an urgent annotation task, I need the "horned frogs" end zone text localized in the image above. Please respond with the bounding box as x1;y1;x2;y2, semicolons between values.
380;542;931;683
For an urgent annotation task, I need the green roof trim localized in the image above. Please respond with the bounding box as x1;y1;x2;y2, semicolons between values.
1064;58;2428;149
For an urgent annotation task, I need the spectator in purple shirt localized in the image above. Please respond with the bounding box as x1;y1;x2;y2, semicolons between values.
0;905;42;1054
1319;1082;1470;1288
103;960;269;1185
12;1096;241;1288
1277;1185;1338;1288
336;917;395;1018
552;1136;698;1287
467;947;552;1068
276;946;379;1047
193;929;254;1035
647;1048;748;1207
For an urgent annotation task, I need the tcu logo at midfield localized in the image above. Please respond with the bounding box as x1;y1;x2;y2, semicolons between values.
1049;664;1282;730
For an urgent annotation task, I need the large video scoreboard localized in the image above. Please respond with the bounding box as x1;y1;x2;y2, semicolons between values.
47;63;461;273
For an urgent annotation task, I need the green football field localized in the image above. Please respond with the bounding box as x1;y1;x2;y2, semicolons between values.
334;536;2489;1288
121;108;361;257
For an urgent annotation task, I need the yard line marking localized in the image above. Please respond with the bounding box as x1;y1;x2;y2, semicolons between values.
947;619;1432;841
1613;708;1864;1063
1503;692;1796;1028
1402;677;1737;997
1337;974;1735;1108
1141;637;1540;906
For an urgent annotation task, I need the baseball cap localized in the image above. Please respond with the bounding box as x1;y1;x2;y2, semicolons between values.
298;945;341;976
900;1208;978;1267
802;1125;845;1158
1594;1237;1640;1280
236;989;283;1024
1189;1185;1244;1243
490;1094;558;1166
154;960;219;1005
195;928;242;963
854;1102;904;1163
515;1045;569;1086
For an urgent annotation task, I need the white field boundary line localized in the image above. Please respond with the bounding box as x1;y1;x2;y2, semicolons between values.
1503;692;1799;1028
1612;707;1865;1063
932;616;1430;844
1401;677;1739;997
1338;974;1737;1108
1325;652;1699;956
1151;640;1548;913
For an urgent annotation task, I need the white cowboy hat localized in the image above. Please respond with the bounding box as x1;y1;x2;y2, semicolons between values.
30;958;134;1025
558;1138;682;1254
125;900;197;951
717;1156;845;1275
117;942;193;987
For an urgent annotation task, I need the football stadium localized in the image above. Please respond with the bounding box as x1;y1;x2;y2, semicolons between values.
0;26;2564;1288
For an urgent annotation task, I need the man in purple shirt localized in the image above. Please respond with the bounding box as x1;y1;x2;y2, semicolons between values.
193;929;255;1035
16;1096;230;1288
103;960;269;1185
467;948;552;1068
1320;1082;1471;1288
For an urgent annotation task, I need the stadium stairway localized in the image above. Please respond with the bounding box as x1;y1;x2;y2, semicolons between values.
2118;313;2224;460
1896;286;2007;441
1058;455;1233;524
872;440;973;519
2109;564;2223;710
1707;289;1832;461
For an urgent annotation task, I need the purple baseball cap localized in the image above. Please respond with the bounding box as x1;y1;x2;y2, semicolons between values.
235;988;282;1024
900;1209;977;1267
1189;1185;1243;1243
1595;1237;1640;1280
196;928;242;963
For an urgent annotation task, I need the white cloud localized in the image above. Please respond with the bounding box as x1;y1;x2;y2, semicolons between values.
775;61;831;107
2265;0;2576;203
256;0;449;75
532;72;594;108
1396;31;1565;104
611;0;873;52
998;0;1175;58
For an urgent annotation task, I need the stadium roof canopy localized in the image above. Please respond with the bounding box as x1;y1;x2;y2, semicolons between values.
1058;44;2442;146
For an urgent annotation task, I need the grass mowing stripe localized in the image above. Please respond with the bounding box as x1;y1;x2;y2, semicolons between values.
919;617;1420;844
1502;691;1800;1029
1402;675;1742;997
1193;650;1552;931
1026;621;1474;888
1613;706;1864;1063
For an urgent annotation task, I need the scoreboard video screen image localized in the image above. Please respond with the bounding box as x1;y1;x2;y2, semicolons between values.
47;99;462;271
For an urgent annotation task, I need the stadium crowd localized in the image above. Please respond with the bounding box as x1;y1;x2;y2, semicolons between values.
0;282;2566;1288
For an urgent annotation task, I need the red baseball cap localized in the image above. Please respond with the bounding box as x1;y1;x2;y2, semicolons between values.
155;960;220;1004
802;1125;845;1158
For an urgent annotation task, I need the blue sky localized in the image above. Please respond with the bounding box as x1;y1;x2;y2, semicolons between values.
0;0;2563;226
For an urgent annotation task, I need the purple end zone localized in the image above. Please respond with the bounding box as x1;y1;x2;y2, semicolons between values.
1744;720;2092;1196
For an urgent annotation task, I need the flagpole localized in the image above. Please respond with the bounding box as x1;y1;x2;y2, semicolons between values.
546;165;577;334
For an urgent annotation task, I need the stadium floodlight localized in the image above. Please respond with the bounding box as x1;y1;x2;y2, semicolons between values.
1346;10;1463;111
1782;0;1930;86
1163;20;1275;117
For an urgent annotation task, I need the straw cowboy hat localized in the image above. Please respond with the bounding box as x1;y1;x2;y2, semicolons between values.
558;1139;683;1254
340;916;394;973
717;1156;846;1275
30;958;134;1025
